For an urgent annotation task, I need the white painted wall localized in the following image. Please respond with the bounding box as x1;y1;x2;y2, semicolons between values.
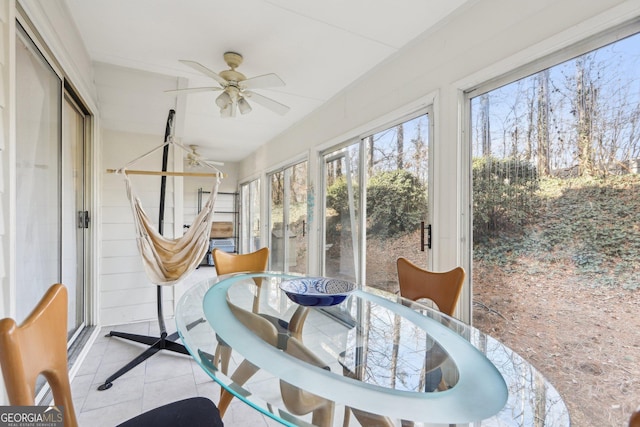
100;130;174;325
237;0;640;321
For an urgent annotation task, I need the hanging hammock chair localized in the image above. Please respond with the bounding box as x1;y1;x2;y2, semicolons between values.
123;173;219;285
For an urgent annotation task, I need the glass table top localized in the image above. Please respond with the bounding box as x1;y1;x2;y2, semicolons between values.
176;272;570;426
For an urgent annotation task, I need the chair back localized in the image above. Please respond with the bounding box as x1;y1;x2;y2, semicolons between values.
213;247;269;312
0;284;78;427
212;247;269;276
396;257;465;317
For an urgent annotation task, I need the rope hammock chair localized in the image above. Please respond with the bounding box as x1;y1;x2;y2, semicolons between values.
109;136;223;285
123;171;219;285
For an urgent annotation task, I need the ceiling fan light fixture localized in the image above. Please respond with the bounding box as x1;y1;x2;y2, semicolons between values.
238;97;252;115
220;104;233;118
216;91;231;109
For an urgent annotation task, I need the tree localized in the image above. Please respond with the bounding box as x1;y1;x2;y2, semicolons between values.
480;94;491;156
396;124;404;169
574;55;597;176
537;69;551;176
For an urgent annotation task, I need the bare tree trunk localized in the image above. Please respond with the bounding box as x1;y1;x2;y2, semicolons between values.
366;135;374;176
537;69;550;176
327;162;334;186
271;172;283;205
526;86;535;162
576;56;594;176
396;124;404;169
412;120;427;184
480;94;491;156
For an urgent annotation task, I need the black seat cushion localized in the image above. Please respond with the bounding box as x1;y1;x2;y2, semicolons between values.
115;397;223;427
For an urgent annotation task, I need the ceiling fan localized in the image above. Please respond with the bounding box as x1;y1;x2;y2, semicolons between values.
185;144;223;168
166;52;290;118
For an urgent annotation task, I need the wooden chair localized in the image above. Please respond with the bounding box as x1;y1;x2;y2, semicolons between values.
396;257;465;317
396;257;465;399
0;284;223;427
212;247;309;374
630;408;640;427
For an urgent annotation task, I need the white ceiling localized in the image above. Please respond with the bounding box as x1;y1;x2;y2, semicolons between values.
65;0;469;162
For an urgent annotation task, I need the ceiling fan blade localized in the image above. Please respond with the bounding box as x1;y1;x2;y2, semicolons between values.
244;91;290;116
179;60;228;87
164;86;222;94
200;158;225;167
241;73;285;90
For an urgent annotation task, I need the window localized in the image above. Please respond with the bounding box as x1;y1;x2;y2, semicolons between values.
468;27;640;426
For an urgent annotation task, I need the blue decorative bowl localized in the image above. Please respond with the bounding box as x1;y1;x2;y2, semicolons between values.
280;277;356;306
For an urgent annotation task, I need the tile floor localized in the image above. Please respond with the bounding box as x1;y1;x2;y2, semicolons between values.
70;268;280;426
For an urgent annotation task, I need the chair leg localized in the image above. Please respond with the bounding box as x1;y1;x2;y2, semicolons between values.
214;344;232;375
217;359;261;416
311;402;335;427
342;407;351;427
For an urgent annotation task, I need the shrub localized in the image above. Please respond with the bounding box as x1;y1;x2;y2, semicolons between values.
325;177;359;245
367;170;427;238
326;176;356;216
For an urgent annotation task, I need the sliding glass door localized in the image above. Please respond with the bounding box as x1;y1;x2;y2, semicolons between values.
63;95;88;336
268;161;308;274
16;23;88;338
322;113;431;291
322;142;361;283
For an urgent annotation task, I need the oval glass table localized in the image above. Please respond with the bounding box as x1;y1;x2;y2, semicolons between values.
175;272;570;426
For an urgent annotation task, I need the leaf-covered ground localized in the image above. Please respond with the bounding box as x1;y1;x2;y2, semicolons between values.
473;175;640;427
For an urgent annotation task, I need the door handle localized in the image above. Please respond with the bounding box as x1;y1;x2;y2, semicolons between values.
420;222;432;251
78;211;90;229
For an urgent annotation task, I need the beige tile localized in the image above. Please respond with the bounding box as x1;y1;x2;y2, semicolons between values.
225;400;284;426
91;357;147;387
194;379;222;400
191;360;216;384
77;399;143;427
101;338;154;365
70;374;93;410
141;374;198;412
72;320;279;426
76;342;107;377
82;375;145;411
143;352;194;383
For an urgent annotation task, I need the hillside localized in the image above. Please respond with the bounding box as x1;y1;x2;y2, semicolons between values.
473;174;640;427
